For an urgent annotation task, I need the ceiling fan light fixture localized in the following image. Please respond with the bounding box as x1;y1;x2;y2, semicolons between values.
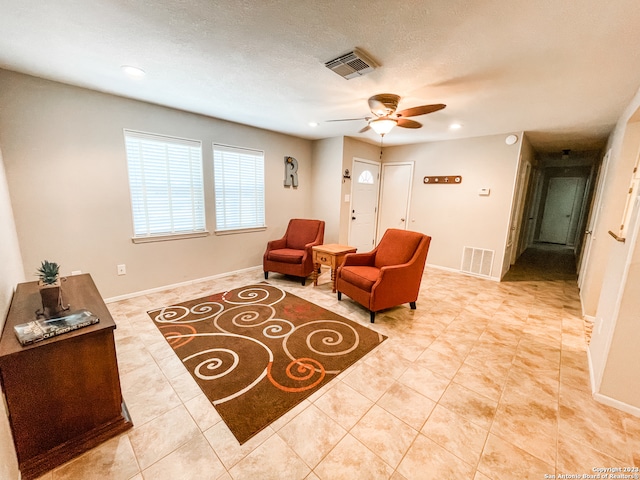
370;118;397;136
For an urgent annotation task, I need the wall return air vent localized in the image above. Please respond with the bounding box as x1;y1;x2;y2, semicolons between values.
324;48;378;79
461;247;494;278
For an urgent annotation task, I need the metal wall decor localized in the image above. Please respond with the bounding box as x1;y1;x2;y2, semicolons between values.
423;175;462;184
284;156;299;187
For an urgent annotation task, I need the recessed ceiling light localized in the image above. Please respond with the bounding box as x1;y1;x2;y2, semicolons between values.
121;65;146;77
450;123;462;130
308;122;319;127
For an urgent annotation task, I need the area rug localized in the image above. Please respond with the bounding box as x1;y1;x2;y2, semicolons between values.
147;283;386;444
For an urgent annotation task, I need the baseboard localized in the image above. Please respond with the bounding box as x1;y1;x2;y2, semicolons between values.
106;262;496;304
593;391;640;418
586;348;640;417
426;262;500;282
103;265;262;303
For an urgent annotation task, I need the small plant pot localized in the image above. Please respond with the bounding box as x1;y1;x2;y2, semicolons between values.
39;280;64;317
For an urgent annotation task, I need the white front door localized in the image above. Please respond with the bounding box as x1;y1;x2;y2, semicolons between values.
377;162;414;242
349;158;380;253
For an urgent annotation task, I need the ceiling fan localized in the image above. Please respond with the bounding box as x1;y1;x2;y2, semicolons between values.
327;93;446;136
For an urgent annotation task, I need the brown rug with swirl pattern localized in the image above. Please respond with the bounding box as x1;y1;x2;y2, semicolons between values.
148;283;386;444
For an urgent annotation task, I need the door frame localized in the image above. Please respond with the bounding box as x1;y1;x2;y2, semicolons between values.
510;159;532;264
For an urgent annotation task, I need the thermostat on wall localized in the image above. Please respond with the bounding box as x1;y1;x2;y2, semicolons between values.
479;188;491;196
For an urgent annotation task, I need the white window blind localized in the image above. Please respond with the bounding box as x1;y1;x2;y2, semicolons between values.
213;144;265;233
124;130;206;240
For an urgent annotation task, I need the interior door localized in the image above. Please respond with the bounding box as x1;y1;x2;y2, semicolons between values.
349;159;380;253
377;162;414;242
538;177;580;244
578;150;611;288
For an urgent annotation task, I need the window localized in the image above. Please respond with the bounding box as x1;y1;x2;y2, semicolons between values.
358;170;374;184
124;130;206;242
213;144;265;233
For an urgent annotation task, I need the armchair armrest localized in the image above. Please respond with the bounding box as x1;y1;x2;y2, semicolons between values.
304;239;323;251
266;237;287;251
342;251;376;267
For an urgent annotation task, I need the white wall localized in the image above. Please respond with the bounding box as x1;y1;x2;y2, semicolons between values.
310;137;343;243
0;69;316;298
381;134;520;279
0;147;22;480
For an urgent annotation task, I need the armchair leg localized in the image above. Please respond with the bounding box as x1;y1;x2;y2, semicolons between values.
264;272;268;280
337;292;342;300
410;301;416;310
370;311;375;323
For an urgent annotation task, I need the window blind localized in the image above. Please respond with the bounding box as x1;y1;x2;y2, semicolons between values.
213;144;265;232
124;130;205;239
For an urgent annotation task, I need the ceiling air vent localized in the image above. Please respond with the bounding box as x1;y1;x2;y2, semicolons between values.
324;48;378;79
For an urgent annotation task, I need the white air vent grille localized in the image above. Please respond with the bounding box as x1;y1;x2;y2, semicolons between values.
461;247;494;278
325;48;378;79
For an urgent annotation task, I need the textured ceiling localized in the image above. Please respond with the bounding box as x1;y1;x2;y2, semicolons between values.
1;0;640;152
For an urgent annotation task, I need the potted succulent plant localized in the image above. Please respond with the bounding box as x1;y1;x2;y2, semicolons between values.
36;260;64;316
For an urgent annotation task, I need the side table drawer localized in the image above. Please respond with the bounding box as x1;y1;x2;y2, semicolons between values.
313;252;332;266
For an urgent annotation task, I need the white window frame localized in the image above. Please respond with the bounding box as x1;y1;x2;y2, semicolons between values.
213;144;266;235
124;130;207;243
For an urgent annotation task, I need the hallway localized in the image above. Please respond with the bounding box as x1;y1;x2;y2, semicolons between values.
503;243;577;282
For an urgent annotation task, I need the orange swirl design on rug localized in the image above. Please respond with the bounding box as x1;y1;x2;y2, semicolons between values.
266;358;326;393
159;324;197;348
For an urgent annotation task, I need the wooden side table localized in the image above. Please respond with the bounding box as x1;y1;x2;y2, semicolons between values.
312;244;357;292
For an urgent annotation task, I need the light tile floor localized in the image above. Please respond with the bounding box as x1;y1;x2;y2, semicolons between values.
37;265;640;480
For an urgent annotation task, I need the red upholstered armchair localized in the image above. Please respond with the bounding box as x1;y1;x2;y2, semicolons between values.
263;219;325;285
336;228;431;323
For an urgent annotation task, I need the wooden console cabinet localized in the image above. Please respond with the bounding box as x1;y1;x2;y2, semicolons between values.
0;274;132;479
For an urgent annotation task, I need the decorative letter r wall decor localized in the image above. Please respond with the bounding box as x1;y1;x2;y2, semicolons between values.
284;156;299;187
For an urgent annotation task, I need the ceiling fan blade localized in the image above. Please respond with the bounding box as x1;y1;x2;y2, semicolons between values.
396;104;446;118
397;118;422;129
358;124;371;133
325;117;369;122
